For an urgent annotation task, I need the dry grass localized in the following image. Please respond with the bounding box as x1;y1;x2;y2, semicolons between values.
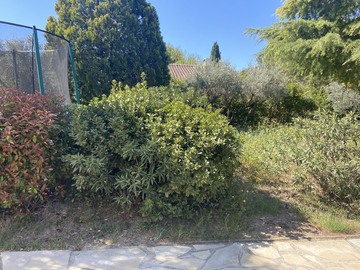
1;173;358;251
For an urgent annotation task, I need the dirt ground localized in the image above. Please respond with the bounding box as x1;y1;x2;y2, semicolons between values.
0;184;355;251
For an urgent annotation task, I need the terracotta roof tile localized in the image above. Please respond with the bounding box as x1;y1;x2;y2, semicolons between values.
168;64;195;80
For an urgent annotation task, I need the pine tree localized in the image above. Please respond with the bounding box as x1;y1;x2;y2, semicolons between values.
247;0;360;89
210;42;221;63
46;0;170;101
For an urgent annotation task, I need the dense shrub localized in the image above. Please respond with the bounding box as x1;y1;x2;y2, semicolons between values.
325;82;360;114
188;61;262;127
298;113;360;205
264;83;318;123
240;65;317;125
48;104;76;193
187;61;242;110
242;65;288;103
241;112;360;212
188;63;317;128
0;88;66;212
66;83;240;218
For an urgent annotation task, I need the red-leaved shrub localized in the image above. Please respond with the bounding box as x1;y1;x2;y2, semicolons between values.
0;88;64;213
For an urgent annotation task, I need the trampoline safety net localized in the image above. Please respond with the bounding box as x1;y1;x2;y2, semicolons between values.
0;21;75;104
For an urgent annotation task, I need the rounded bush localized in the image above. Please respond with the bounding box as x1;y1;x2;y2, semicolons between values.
67;83;240;218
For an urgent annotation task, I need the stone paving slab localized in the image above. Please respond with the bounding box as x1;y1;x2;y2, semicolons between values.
1;250;71;270
1;237;359;270
68;248;147;270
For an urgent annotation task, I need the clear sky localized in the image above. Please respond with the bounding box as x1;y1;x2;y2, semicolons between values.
0;0;282;70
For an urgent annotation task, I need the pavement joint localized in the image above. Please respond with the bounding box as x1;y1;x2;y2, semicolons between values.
66;251;75;270
348;238;360;251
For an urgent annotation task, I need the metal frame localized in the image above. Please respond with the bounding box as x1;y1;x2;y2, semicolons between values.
33;26;45;96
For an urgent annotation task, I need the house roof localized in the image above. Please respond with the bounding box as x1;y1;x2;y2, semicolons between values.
168;64;195;81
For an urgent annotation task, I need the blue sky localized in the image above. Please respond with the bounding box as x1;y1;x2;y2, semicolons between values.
0;0;282;70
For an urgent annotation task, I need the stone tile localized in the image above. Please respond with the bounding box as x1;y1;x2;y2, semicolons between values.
192;250;211;260
2;251;71;270
303;254;321;264
193;243;225;251
292;239;360;261
292;240;357;255
348;239;360;250
140;261;174;270
323;262;348;269
142;266;181;270
161;257;204;270
274;241;295;253
317;251;359;262
222;268;275;270
240;252;278;269
68;248;146;270
202;244;242;270
247;243;281;259
282;254;319;268
152;246;192;261
343;262;360;270
221;268;246;270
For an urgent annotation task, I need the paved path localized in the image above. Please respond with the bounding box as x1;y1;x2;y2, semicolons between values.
1;237;360;270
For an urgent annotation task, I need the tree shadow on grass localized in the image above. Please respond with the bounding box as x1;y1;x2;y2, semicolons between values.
143;182;324;244
0;185;325;251
240;188;323;241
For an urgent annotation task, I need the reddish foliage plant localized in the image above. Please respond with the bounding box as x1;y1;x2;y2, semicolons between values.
0;88;63;213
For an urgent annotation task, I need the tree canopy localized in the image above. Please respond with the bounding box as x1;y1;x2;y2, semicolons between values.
46;0;170;101
210;42;221;63
248;0;360;89
166;44;199;64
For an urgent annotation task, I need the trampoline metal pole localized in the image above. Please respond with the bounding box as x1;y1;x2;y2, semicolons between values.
68;43;80;104
12;50;19;89
33;26;45;95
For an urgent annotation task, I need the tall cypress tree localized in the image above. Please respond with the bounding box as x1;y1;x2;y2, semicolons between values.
210;42;221;63
46;0;170;101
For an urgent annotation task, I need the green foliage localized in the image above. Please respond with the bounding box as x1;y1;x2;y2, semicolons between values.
47;0;170;102
166;44;199;65
66;83;241;219
241;112;360;213
0;88;65;213
259;82;318;123
276;0;359;21
243;65;288;102
210;42;221;63
49;104;77;193
188;62;317;128
325;82;360;114
297;112;360;205
239;64;290;125
248;0;360;88
187;61;243;118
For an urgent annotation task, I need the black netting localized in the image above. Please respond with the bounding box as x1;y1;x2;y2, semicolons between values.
39;32;71;104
